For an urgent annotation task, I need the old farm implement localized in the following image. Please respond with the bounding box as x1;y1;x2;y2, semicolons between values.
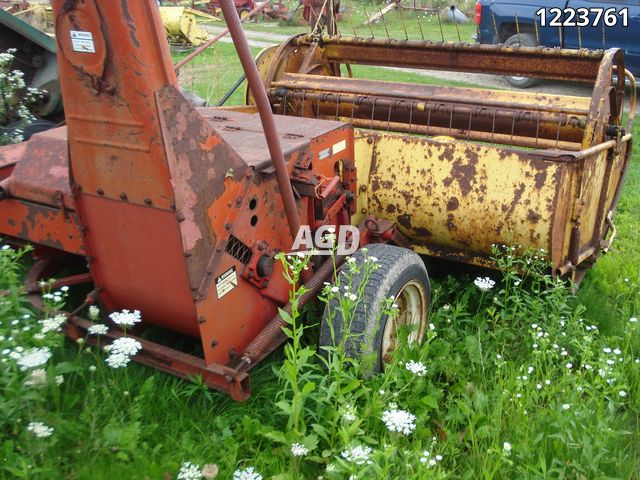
0;0;634;399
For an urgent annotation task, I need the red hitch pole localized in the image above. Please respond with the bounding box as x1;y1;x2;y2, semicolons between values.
217;0;303;247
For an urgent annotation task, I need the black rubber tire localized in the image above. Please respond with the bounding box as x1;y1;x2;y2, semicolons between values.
319;244;430;372
503;33;540;88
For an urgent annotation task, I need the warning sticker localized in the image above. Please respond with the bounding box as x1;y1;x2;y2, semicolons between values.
70;30;95;53
333;139;346;155
215;266;238;299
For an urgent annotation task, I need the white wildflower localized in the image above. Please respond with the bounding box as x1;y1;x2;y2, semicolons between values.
619;390;627;397
603;347;612;353
381;407;416;435
16;347;52;370
536;383;542;389
290;443;309;457
342;403;357;423
233;466;262;480
405;360;427;376
330;286;339;293
473;276;495;291
503;441;512;452
105;352;131;369
562;403;571;410
27;421;54;438
108;309;141;327
55;375;64;385
566;362;573;369
24;368;47;387
40;314;67;334
88;324;109;336
177;461;203;480
613;348;622;355
348;293;357;302
88;305;101;320
110;337;142;356
341;445;373;465
630;317;637;323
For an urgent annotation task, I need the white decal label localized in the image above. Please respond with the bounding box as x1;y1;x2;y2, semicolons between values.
70;30;95;53
333;139;346;155
215;266;238;299
319;147;331;160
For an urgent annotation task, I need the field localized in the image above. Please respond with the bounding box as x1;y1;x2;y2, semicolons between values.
1;6;639;480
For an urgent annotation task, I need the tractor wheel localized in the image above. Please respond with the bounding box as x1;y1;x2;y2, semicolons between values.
319;244;430;372
503;33;540;88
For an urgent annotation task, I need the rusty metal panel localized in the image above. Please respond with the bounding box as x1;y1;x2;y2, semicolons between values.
354;131;568;268
296;36;622;84
78;195;198;337
4;128;74;210
0;199;84;255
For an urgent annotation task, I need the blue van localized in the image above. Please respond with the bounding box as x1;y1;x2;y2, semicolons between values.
474;0;640;87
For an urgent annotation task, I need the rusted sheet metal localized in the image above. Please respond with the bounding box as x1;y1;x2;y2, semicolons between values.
76;195;198;337
157;85;249;295
53;0;178;210
294;35;620;83
353;131;632;273
0;199;84;255
2;127;74;210
0;141;24;181
273;73;592;117
354;132;567;268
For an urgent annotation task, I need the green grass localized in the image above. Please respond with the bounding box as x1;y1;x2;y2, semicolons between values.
245;0;477;42
1;14;639;480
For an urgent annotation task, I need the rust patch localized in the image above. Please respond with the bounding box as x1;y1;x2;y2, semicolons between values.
534;171;547;190
201;135;222;151
397;213;412;230
446;196;459;211
442;156;477;196
527;209;541;223
446;213;456;231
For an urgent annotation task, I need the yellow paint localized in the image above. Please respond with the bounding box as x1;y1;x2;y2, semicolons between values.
354;131;569;269
159;7;209;46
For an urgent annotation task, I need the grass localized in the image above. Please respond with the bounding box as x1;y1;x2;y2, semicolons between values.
1;12;640;480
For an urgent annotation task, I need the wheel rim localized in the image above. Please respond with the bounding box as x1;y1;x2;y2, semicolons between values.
381;280;428;364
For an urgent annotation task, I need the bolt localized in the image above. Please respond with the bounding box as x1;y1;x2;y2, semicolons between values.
262;280;269;288
247;271;254;279
184;252;192;258
367;137;374;144
225;223;232;230
176;212;185;222
228;348;237;359
361;208;368;214
120;192;128;201
235;197;242;207
359;185;367;192
197;316;206;324
210;338;219;348
144;198;152;205
224;374;234;384
96;188;104;195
